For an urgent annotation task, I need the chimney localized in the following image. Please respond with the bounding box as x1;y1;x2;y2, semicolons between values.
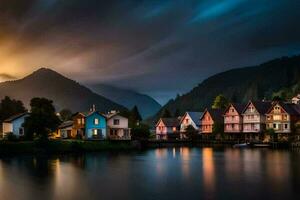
90;104;96;112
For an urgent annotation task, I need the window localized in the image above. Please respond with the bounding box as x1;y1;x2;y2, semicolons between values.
185;119;189;124
94;118;99;125
77;118;81;125
113;119;120;125
81;118;85;124
231;108;235;113
284;124;288;129
93;129;98;135
273;124;277;129
173;127;177;132
273;115;281;120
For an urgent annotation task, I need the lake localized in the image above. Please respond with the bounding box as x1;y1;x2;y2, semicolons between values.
1;147;300;200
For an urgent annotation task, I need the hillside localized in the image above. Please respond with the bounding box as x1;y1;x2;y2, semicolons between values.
150;55;300;123
87;84;161;119
0;68;126;113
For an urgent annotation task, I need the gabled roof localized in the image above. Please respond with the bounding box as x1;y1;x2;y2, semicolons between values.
242;100;272;114
86;111;106;118
266;101;300;116
156;118;180;127
224;103;246;115
201;108;223;123
58;120;74;129
3;112;29;123
180;112;203;126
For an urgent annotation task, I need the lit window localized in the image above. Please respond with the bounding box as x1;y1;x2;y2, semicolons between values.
94;118;99;125
93;129;98;135
173;127;177;132
77;119;81;125
82;118;85;124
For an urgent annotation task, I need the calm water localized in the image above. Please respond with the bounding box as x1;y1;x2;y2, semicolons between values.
1;148;300;200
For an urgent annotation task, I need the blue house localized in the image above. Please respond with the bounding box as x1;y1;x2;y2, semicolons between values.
2;113;29;138
85;111;107;139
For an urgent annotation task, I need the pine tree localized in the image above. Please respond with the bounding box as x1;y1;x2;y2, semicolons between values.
161;108;172;118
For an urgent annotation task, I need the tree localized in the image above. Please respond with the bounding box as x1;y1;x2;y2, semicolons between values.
59;109;73;121
212;95;229;110
212;122;224;140
184;125;198;140
131;123;151;140
129;106;142;127
174;108;180;117
265;128;277;142
0;96;26;122
24;98;61;140
161;108;172;118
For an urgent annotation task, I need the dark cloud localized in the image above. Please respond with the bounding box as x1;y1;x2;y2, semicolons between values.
0;0;299;104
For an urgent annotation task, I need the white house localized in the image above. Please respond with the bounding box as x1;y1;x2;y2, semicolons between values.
2;113;29;138
179;112;203;133
106;111;131;140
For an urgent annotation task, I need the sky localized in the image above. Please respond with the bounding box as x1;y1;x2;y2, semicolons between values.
0;0;300;104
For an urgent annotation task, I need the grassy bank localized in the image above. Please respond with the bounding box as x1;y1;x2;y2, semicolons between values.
0;140;139;154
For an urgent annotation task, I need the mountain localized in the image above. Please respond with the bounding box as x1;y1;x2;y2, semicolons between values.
150;55;300;123
87;84;161;119
0;68;126;113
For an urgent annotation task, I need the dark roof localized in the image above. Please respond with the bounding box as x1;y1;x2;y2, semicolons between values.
202;108;224;123
186;112;203;126
267;102;300;115
281;103;300;115
157;118;180;127
58;121;74;129
225;103;246;114
3;112;29;123
243;101;272;114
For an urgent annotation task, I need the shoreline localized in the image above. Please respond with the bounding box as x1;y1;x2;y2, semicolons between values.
0;139;294;155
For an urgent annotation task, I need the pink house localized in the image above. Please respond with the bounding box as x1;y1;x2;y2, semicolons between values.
224;103;246;139
155;118;180;140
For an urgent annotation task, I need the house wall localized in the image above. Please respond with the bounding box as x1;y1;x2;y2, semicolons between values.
72;113;86;136
12;116;27;137
107;115;128;129
180;113;198;132
85;112;106;139
2;122;13;136
224;105;243;133
242;103;264;133
156;120;167;135
201;112;214;133
107;115;131;139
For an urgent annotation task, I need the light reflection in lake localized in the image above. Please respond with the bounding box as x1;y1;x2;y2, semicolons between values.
1;148;300;200
202;148;215;196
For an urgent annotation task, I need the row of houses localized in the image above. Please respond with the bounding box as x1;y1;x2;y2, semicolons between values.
155;100;300;141
1;106;131;140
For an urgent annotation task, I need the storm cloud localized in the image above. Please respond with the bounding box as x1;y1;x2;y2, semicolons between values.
0;0;300;104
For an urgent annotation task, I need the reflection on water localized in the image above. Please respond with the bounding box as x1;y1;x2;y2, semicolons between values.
202;148;215;196
1;148;300;200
